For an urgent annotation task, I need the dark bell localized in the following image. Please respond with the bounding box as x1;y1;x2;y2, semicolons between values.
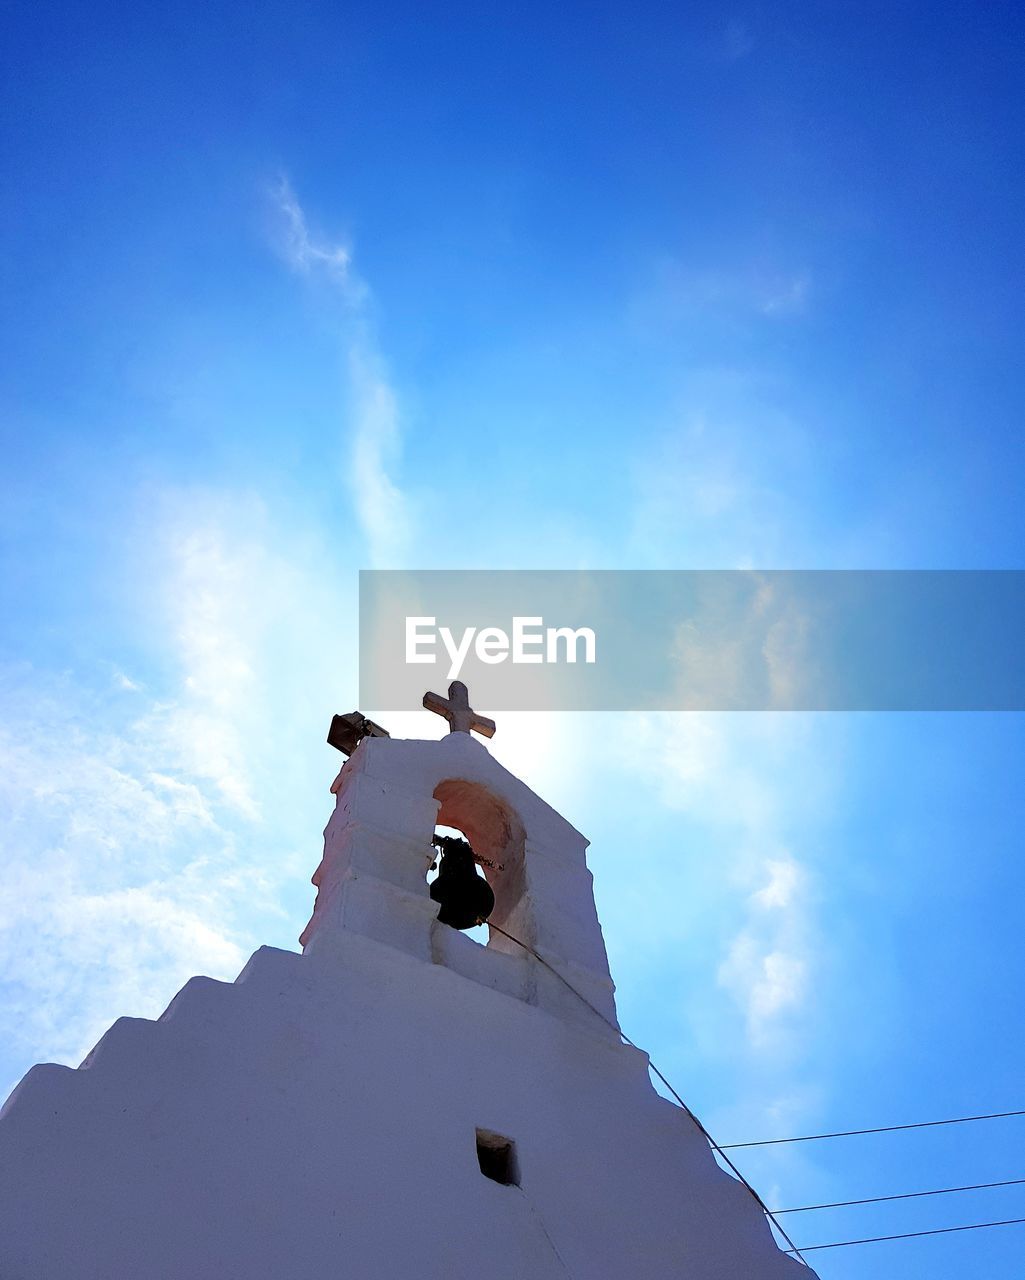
430;836;495;931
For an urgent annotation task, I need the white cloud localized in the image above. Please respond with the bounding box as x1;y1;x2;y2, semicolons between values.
718;854;809;1045
270;176;410;567
753;857;803;910
759;273;810;317
0;494;358;1087
632;258;812;333
0;702;247;1075
624;712;823;1052
662;575;816;713
272;175;354;289
627;407;823;570
348;346;412;567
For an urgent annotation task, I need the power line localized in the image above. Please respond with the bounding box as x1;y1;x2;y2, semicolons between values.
784;1216;1025;1254
484;919;811;1267
478;919;1025;1267
774;1177;1025;1214
721;1108;1025;1150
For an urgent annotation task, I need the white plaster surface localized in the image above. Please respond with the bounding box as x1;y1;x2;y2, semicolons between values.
0;734;815;1279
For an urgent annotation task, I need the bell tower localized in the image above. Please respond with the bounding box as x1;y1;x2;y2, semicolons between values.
0;687;815;1279
301;681;619;1040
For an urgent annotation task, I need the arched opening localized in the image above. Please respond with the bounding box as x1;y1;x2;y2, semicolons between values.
430;779;527;954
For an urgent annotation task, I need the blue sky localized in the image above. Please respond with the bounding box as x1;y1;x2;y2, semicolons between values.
3;2;1025;1274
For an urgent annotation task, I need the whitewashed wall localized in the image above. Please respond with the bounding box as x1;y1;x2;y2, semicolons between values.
0;734;813;1279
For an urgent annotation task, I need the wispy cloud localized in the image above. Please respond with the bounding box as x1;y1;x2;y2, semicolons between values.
632;257;812;333
718;853;809;1045
0;689;247;1078
0;494;355;1086
270;175;410;567
0;172;418;1092
348;346;412;568
624;711;824;1054
628;413;819;569
272;175;356;291
665;575;817;710
759;273;810;317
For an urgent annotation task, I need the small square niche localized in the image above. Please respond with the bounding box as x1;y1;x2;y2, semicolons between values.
476;1129;519;1186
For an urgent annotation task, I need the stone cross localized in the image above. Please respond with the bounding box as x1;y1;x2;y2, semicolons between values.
423;681;496;738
